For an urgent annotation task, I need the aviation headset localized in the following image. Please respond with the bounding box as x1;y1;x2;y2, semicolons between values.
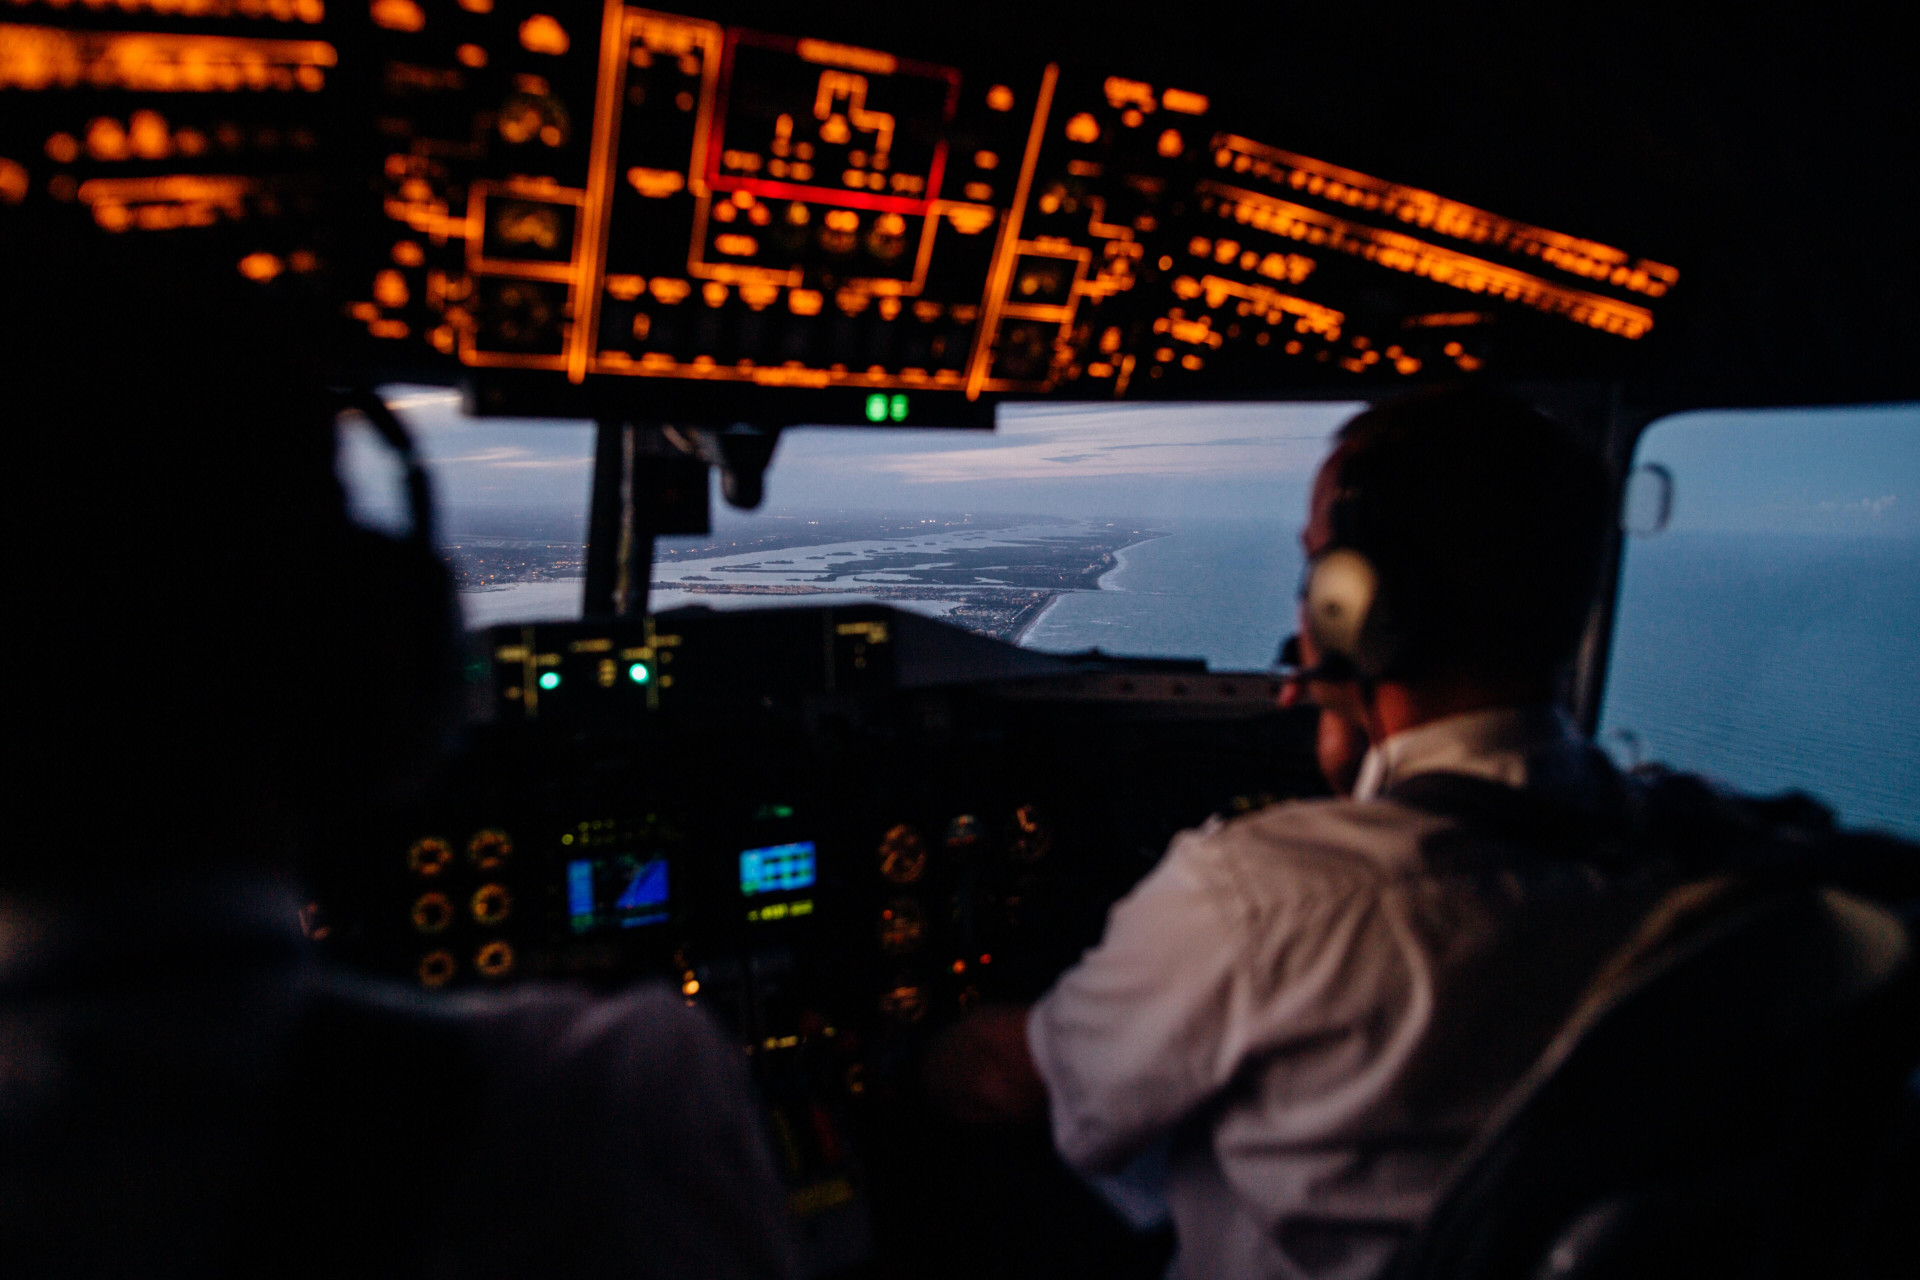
1281;477;1408;686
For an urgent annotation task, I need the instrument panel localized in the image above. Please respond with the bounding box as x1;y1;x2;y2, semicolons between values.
310;604;1325;1274
3;1;1680;425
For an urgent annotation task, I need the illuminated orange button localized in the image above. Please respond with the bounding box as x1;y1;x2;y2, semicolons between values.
371;0;425;32
457;44;487;68
238;252;283;282
986;84;1014;111
520;14;569;55
86;118;129;163
1064;113;1099;144
373;269;408;308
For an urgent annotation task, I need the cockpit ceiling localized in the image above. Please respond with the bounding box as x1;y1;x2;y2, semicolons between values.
3;2;1912;418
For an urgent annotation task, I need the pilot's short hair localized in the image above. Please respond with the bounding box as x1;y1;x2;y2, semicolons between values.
1327;386;1612;680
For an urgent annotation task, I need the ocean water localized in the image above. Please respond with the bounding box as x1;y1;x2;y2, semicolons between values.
1026;523;1920;839
1597;532;1920;839
1021;520;1303;669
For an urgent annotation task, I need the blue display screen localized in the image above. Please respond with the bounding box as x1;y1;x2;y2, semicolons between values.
739;841;816;897
614;858;670;926
568;855;670;932
567;859;594;925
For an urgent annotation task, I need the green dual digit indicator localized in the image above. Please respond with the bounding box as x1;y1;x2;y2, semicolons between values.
865;393;910;423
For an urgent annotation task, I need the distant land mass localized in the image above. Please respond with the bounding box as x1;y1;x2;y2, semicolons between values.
652;513;1161;643
441;508;585;590
449;511;1161;644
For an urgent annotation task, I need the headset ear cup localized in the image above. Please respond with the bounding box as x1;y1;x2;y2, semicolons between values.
1305;548;1398;680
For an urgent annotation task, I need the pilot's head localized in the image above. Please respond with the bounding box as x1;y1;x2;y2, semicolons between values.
1290;385;1611;770
8;235;456;892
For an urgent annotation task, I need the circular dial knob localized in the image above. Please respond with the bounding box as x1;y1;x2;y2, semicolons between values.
1010;804;1053;864
471;884;513;926
877;824;928;885
407;836;453;877
411;892;453;935
474;940;516;979
417;949;456;988
467;828;513;870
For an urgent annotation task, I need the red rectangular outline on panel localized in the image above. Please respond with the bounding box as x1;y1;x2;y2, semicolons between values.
704;26;961;216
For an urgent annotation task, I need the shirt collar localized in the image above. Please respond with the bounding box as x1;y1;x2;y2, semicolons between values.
1352;703;1580;801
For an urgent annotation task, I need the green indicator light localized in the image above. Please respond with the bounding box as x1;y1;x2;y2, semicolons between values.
864;392;888;422
889;393;908;422
628;662;651;685
538;671;561;691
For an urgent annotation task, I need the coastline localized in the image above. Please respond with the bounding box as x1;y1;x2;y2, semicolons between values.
1094;531;1170;593
1010;592;1063;645
1012;529;1170;647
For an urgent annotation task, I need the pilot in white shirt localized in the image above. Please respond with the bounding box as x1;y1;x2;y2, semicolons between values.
933;388;1642;1279
1029;706;1659;1279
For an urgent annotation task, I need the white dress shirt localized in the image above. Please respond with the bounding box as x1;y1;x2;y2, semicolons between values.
1028;706;1658;1280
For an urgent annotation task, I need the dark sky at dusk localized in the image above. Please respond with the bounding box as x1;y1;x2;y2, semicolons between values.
345;390;1917;538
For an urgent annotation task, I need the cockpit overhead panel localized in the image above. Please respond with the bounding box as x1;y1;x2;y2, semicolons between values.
3;1;1681;424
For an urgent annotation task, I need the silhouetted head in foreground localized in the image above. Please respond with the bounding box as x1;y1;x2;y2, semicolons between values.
6;234;455;890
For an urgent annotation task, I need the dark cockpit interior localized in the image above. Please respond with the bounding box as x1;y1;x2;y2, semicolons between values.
3;2;1916;1277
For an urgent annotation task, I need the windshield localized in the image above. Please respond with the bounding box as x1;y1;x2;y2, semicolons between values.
344;393;1357;670
343;394;1918;832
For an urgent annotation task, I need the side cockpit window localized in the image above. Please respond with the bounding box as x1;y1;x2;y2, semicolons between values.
1599;406;1920;837
338;387;595;626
